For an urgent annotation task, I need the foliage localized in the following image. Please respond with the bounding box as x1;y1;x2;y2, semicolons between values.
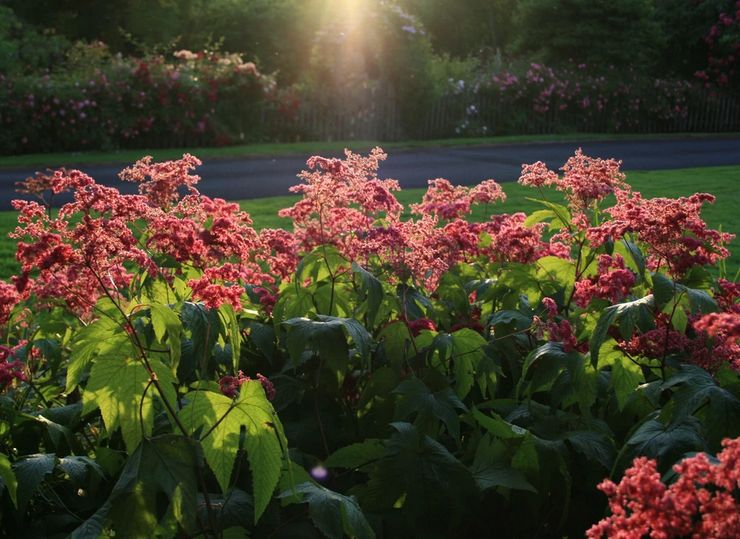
0;45;273;154
0;148;738;537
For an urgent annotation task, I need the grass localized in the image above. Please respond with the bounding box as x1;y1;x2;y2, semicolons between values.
1;132;738;169
0;166;737;280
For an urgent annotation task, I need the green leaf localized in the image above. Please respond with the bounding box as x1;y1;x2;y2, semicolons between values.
149;303;182;371
470;434;536;492
324;440;386;470
614;240;645;276
82;357;178;453
397;284;432;320
590;295;654;367
623;416;705;466
58;456;104;486
361;423;477;532
450;328;488;398
525;198;572;227
65;316;126;394
279;482;374;539
472;408;528;440
652;272;718;314
181;302;220;377
0;453;18;507
283;315;372;374
178;383;287;522
489;310;531;328
393;378;467;440
564;431;615;469
352;263;383;326
662;365;740;447
472;464;537;493
219;303;242;371
70;435;199;538
12;453;55;513
296;245;349;284
611;358;645;411
519;342;583;396
536;256;576;294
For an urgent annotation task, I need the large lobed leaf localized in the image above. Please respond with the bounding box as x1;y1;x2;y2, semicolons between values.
178;381;287;522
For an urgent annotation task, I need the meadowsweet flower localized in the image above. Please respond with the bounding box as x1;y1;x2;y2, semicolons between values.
588;191;733;276
573;254;636;307
588;437;740;538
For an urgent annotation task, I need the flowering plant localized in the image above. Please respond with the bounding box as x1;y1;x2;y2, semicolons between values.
0;45;272;154
0;149;737;537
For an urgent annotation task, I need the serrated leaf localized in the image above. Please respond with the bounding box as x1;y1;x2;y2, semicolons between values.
178;383;287;522
472;408;528;439
352;263;383;326
70;435;198;538
218;303;241;371
393;378;467;440
611;358;644;410
623;416;705;466
12;453;56;513
564;431;615;469
65;317;123;393
590;295;654;367
652;272;717;314
149;303;182;371
279;482;374;539
449;328;488;398
536;256;576;294
58;456;104;486
361;423;476;532
324;440;386;470
0;453;18;507
662;365;740;447
181;302;219;376
82;357;178;452
519;342;583;396
283;315;372;374
525;198;572;227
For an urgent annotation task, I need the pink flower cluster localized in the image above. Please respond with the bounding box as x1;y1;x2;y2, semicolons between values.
410;178;505;220
10;155;284;317
219;371;275;400
588;437;740;538
535;297;587;353
281;148;520;289
0;345;26;387
617;310;739;373
518;149;627;213
573;254;636;307
588;191;734;276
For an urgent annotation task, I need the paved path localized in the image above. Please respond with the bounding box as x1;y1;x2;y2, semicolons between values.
0;137;738;210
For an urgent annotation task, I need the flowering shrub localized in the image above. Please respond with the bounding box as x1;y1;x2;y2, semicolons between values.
0;45;273;154
451;62;735;136
0;149;737;537
588;438;740;538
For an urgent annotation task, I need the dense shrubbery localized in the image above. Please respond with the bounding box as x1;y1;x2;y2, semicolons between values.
0;45;272;154
0;149;738;537
450;62;705;136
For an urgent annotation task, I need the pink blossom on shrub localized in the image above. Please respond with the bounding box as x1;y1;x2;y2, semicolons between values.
587;437;740;539
573;254;636;307
588;190;734;276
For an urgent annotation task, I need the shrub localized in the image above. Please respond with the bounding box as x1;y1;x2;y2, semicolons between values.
0;46;273;154
0;149;737;537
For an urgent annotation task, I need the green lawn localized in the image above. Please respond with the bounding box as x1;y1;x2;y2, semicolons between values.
0;132;737;169
0;165;738;280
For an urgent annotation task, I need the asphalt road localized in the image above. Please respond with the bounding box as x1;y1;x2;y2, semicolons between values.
0;137;739;210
